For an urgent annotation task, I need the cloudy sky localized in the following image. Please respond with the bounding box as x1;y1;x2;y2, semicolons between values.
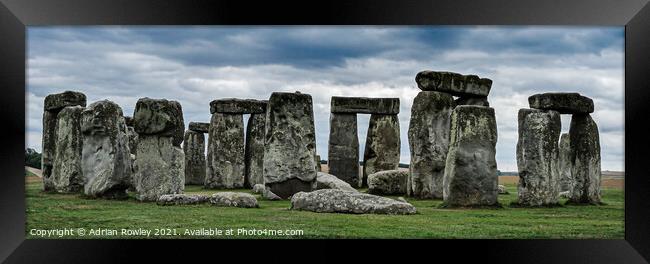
25;26;624;171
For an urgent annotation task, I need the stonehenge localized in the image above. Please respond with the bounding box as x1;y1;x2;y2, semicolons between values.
51;106;85;193
42;91;87;192
184;122;208;185
80;100;132;199
206;99;267;189
516;92;601;206
409;71;499;207
133;98;185;201
263;92;317;199
328;96;400;187
516;109;561;206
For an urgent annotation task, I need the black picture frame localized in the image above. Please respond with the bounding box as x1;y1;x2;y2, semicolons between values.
1;0;649;263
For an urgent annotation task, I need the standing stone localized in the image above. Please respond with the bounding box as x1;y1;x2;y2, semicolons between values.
183;130;206;185
516;109;561;206
568;114;602;204
263;92;317;199
327;113;359;186
41;111;58;191
132;97;185;146
133;98;185;201
126;126;138;155
41;91;87;191
244;113;266;188
367;170;409;195
443;106;498;207
362;114;400;187
558;133;573;192
51;106;84;193
81;100;131;199
206;113;245;189
315;155;322;172
134;135;185;201
407;91;454;199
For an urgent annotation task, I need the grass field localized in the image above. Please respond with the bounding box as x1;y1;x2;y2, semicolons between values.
25;175;624;239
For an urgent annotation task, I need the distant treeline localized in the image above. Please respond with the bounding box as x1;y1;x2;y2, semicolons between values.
25;148;41;169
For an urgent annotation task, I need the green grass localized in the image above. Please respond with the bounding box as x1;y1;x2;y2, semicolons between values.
26;179;624;239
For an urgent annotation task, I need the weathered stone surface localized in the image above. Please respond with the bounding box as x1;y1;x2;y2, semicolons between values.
528;93;594;114
126;126;138;155
183;130;206;185
157;194;208;205
443;106;498;207
455;96;489;107
315;172;358;192
134;135;185;201
252;184;265;194
209;192;259;208
407;91;454;199
498;185;509;194
516;109;561;206
51;106;84;193
315;155;322;172
568;114;602;204
124;116;134;127
41;110;58;191
44;91;87;111
559;191;570;199
262;187;282;200
133;97;184;146
290;189;417;215
206;113;245;189
263;92;317;199
327;113;359;186
558;133;573;192
244;113;265;188
188;122;209;133
362;114;400;187
415;71;492;97
330;96;400;114
210;98;267;114
81;100;132;199
368;170;408;195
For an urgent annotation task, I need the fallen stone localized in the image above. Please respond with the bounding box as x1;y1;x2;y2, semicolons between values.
528;93;594;114
133;97;185;146
81;100;132;199
330;96;400;115
252;184;265;194
206;113;245;189
327;113;359;186
558;133;573;192
210;98;267;114
262;188;282;200
415;71;492;97
407;91;454;199
455;96;489;107
315;172;358;192
568;114;602;204
498;185;509;194
51;106;84;193
134;135;185;201
244;113;265;188
188;122;210;133
210;192;259;208
44;90;87;112
263;92;317;199
368;170;408;195
157;194;209;205
183;130;206;185
516;109;561;206
290;189;417;215
362;114;400;187
443;105;499;207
